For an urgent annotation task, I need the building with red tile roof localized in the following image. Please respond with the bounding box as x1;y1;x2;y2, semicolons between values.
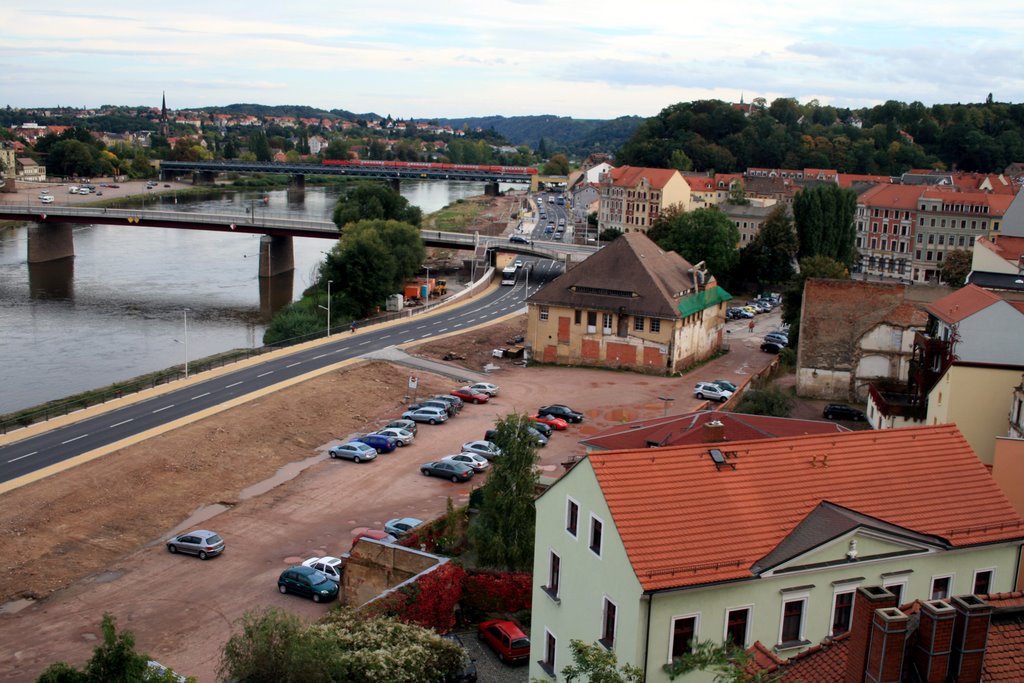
855;184;922;278
529;424;1024;682
597;165;691;234
912;188;1014;282
968;233;1024;292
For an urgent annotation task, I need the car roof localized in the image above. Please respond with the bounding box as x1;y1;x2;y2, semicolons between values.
480;619;527;638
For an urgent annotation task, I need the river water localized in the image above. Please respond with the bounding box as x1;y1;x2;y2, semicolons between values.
0;181;497;414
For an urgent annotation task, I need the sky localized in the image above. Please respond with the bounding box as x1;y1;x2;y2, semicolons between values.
3;1;1024;120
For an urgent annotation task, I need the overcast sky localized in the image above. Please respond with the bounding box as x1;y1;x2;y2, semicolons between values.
3;1;1023;119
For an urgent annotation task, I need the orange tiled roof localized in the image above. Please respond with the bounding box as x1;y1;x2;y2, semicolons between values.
920;187;1016;213
924;283;1003;323
683;176;715;191
858;183;923;209
608;165;680;190
838;173;890;188
587;424;1024;591
977;235;1024;265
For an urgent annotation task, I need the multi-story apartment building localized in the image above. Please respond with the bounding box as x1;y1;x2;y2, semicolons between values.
855;184;919;278
596;166;690;234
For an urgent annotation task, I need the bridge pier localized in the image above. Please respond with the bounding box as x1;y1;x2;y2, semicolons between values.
484;182;500;197
387;178;401;192
27;222;75;263
259;271;295;319
195;171;217;185
29;258;74;299
257;235;295;278
290;174;305;189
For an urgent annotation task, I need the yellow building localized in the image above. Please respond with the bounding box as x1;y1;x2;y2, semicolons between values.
525;232;730;374
597;166;691;234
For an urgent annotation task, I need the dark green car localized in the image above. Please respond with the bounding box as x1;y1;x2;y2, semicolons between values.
278;566;339;603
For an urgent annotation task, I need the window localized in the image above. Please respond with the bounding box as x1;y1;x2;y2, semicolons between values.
650;319;661;333
601;598;617;648
542;629;556;675
574;310;581;325
589;515;603;557
634;316;645;331
566;498;579;537
931;575;953;600
831;591;855;635
973;569;994;595
539;306;549;321
725;607;750;648
670;615;698;660
546;551;560;599
779;596;807;646
883;578;908;606
602;313;613;334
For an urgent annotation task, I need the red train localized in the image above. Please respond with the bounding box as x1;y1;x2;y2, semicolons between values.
321;159;538;175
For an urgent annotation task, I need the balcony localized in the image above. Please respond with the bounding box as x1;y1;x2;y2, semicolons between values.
868;381;927;421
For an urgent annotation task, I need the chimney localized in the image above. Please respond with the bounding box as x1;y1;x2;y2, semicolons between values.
865;608;909;683
703;420;726;443
950;595;993;683
845;586;898;683
913;599;956;683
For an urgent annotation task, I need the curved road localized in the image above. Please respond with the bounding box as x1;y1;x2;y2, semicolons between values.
0;260;562;487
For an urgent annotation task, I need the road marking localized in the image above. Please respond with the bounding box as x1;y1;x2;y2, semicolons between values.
61;434;87;445
8;451;36;463
286;362;301;368
257;371;273;377
190;392;211;400
110;419;134;428
153;405;173;413
438;328;448;332
420;334;431;338
380;334;391;339
226;381;243;388
403;338;415;343
337;347;349;352
358;341;370;346
313;354;327;359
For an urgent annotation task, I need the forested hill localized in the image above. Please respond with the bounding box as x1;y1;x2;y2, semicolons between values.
437;115;643;155
616;98;1024;175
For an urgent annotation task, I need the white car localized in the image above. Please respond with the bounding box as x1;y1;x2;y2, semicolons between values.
467;382;499;397
302;556;344;582
373;427;414;447
68;187;80;194
40;195;54;204
694;381;733;403
443;452;490;471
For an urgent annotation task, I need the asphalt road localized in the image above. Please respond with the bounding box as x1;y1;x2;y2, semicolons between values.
0;260;563;486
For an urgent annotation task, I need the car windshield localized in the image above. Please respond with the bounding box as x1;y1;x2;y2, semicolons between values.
309;571;331;586
206;535;222;545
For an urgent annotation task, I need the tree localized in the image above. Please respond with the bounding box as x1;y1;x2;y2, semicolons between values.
740;205;799;286
332;181;422;228
46;139;105;177
248;130;273;162
323;139;350;161
663;639;777;682
648;207;740;283
733;383;794;417
542;153;570;176
37;613;189;682
561;640;644;683
599;227;623;242
939;248;972;287
792;184;857;266
470;413;539;570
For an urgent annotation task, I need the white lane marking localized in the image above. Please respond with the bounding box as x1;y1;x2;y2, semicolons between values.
257;371;273;378
438;328;448;332
420;334;431;338
110;419;134;428
403;338;415;343
337;347;349;352
61;434;88;445
226;381;243;388
380;334;391;339
313;354;327;359
8;451;37;463
286;362;301;368
358;341;370;346
153;405;173;413
191;392;211;400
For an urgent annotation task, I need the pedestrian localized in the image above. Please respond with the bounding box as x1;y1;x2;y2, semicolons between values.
350;321;357;334
748;319;755;334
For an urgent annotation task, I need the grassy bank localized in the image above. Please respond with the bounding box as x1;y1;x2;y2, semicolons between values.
422;198;489;233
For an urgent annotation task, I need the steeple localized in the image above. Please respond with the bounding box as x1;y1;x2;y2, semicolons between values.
160;92;168;136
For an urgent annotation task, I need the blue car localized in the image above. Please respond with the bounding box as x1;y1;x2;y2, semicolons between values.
356;433;398;453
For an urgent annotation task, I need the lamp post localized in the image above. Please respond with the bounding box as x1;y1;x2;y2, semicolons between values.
173;309;190;379
326;279;332;337
657;395;675;416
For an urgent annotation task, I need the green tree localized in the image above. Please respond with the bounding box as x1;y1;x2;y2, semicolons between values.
599;227;623;243
323;139;349;160
333;181;422;228
542;153;570;175
740;205;799;286
37;613;190;682
781;255;850;344
262;302;323;345
733;383;794;417
561;640;644;683
470;413;539;570
792;184;857;265
248;130;273;162
46;139;105;177
649;207;740;282
663;639;777;682
939;248;972;287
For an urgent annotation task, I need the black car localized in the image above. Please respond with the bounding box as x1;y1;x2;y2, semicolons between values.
443;634;478;683
528;420;553;437
538;404;584;423
278;566;339;603
823;404;867;421
509;234;530;244
760;341;783;354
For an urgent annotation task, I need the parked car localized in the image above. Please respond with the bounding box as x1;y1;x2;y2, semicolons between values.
420;460;476;482
302;556;344;582
40;195;54;204
385;418;417;436
373;427;414;447
509;234;530;244
485;427;547;447
442;452;490;471
693;381;733;403
328;441;378;463
467;382;499;397
384;517;424;537
443;633;478;683
461;440;503;459
166;529;224;560
410;399;457;417
432;394;463;412
531;414;569;430
451;387;490;404
760;341;784;354
727;307;754;319
277;566;339;603
402;406;449;424
712;379;737;393
351;529;398;547
528;420;554;437
538;404;585;423
355;433;398;453
477;619;530;664
823;403;867;421
763;332;789;346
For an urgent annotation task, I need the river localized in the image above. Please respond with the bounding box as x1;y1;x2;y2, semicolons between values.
0;180;498;414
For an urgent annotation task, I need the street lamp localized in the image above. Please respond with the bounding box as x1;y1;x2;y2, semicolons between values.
173;309;190;379
657;395;675;416
325;280;333;337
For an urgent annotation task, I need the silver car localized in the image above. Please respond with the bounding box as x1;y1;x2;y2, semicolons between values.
467;382;499;397
402;406;449;424
166;529;225;560
373;427;414;447
328;441;378;463
461;439;503;460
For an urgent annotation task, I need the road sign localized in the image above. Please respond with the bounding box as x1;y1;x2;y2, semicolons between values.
408;376;418;390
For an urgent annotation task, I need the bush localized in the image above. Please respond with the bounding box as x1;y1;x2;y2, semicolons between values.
363;562;466;633
733;383;794;417
461;570;533;621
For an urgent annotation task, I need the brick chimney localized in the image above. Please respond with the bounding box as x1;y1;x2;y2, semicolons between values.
703;420;726;443
845;586;898;683
950;594;993;683
865;608;909;683
913;599;956;683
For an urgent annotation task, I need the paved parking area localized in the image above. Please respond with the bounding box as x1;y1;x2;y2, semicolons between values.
453;628;530;683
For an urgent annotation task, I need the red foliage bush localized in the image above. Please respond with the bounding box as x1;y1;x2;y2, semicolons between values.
462;569;533;615
366;562;467;632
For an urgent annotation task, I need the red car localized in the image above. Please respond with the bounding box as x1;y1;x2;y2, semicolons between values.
451;387;490;404
478;619;530;664
531;414;568;430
